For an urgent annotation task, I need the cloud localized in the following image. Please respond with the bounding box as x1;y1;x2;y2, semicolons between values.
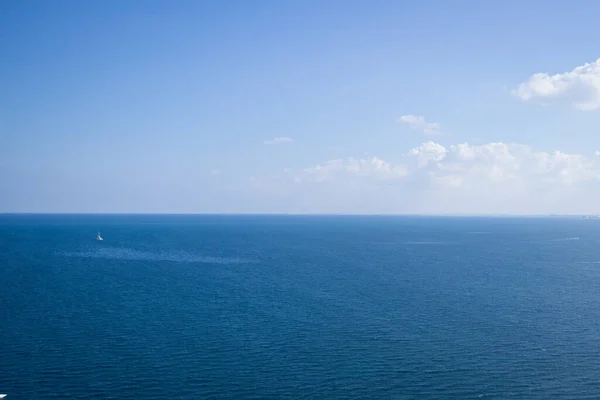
407;140;447;167
514;58;600;110
398;115;441;134
408;141;598;185
281;141;600;214
209;169;221;175
264;137;293;145
300;157;408;183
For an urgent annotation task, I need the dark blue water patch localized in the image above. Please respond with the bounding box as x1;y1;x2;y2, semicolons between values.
2;215;600;399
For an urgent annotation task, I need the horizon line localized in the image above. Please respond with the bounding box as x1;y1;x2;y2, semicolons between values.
0;212;598;218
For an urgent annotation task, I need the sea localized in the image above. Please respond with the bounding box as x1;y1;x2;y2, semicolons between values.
2;214;600;399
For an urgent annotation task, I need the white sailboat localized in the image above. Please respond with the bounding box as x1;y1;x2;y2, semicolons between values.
96;232;103;241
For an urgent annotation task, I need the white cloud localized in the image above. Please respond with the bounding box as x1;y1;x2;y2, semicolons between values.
283;141;600;214
514;58;600;110
407;140;447;167
406;141;598;186
264;137;293;145
300;157;408;183
209;169;221;175
398;115;441;134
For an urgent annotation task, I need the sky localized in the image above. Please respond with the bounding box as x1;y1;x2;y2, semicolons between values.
2;0;600;214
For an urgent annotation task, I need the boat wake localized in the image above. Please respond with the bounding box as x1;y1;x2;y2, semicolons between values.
61;247;258;265
404;240;452;245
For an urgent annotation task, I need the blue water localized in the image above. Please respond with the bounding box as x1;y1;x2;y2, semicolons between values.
2;215;600;399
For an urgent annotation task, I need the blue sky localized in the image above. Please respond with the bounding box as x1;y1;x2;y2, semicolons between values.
2;0;600;214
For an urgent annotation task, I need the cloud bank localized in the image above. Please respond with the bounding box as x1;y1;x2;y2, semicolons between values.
515;58;600;110
279;141;600;214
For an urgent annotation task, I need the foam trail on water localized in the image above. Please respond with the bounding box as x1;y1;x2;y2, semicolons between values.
61;247;258;264
404;241;452;245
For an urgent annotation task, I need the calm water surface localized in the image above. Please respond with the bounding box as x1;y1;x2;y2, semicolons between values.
2;215;600;399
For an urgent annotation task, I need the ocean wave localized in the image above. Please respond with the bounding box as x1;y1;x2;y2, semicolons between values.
550;237;580;241
61;247;258;265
